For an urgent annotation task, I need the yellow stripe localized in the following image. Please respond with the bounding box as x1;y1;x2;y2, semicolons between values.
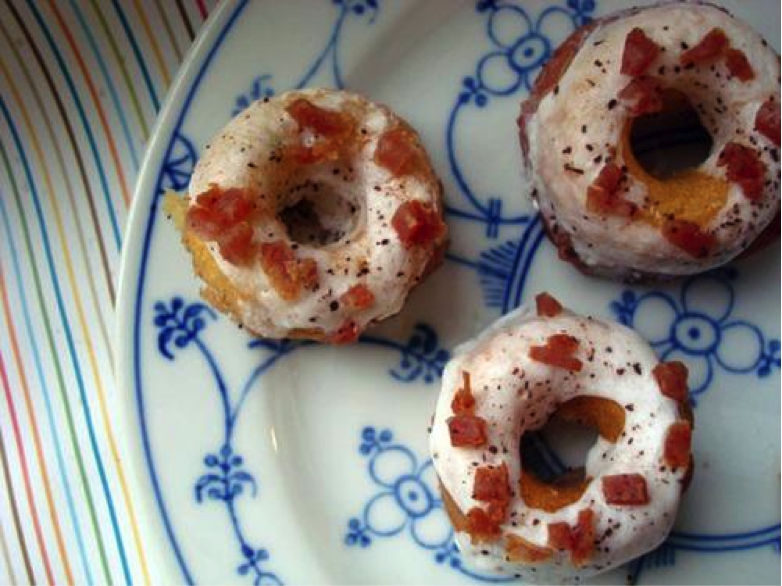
132;0;172;87
0;57;151;586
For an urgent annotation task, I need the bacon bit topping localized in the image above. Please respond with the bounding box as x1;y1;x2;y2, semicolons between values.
529;334;582;371
391;200;444;248
664;421;692;470
451;371;476;415
653;361;689;402
724;48;754;81
286;98;348;137
285;98;353;164
328;320;361;345
340;284;375;310
217;222;257;266
662;219;716;258
602;474;650;506
680;28;728;65
755;99;780;146
621;28;660;76
535;292;563;317
547;509;595;567
465;507;502;543
187;187;259;266
473;463;511;504
260;241;319;300
447;415;487;448
586;162;637;218
505;535;553;564
717;143;767;200
618;76;663;116
374;128;424;177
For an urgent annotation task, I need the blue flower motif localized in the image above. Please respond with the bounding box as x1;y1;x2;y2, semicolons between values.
196;444;257;503
232;75;275;117
345;428;515;582
460;0;594;106
346;432;453;552
610;270;780;398
153;297;216;359
388;324;450;384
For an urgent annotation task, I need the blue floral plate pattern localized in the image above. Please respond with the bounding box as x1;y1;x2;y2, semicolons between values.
116;1;781;583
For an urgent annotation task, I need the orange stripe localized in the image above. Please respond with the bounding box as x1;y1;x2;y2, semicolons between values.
0;41;151;586
131;0;172;87
45;0;132;208
0;348;55;583
0;267;74;583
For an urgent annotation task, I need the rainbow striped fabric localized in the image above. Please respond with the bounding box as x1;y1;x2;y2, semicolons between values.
0;2;218;584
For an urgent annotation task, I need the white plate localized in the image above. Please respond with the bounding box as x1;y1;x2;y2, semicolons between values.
116;1;781;583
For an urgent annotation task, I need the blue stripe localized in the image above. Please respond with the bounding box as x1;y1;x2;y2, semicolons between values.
23;0;123;251
110;0;161;112
0;196;94;584
0;98;133;585
68;0;141;170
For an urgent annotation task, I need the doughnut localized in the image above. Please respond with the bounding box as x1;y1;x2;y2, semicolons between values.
165;89;447;342
429;293;694;582
518;2;780;281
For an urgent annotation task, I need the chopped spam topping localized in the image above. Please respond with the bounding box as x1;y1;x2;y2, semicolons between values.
391;200;444;248
340;284;375;310
664;421;692;470
602;474;650;506
260;241;319;300
586;162;637;217
652;361;689;403
529;334;583;371
717;142;767;200
621;28;660;76
680;28;728;65
618;76;663;116
662;219;716;258
451;371;476;415
755;99;780;146
535;292;563;317
374;128;424;177
547;509;595;567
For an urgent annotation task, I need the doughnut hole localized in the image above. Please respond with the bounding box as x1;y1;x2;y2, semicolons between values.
630;89;713;179
278;179;360;247
519;397;625;513
622;88;728;227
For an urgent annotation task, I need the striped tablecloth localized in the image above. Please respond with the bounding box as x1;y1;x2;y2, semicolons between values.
0;2;217;584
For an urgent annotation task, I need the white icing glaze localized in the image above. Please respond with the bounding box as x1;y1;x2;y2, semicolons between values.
430;302;686;582
188;89;444;338
525;2;780;278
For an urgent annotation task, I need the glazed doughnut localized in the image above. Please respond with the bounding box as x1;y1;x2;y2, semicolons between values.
166;89;447;342
519;2;780;281
429;293;694;582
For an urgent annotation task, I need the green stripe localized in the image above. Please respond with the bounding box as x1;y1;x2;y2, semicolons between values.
0;139;114;585
87;0;150;138
0;426;34;584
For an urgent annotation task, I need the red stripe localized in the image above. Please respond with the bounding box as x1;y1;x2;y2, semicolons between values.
0;351;55;583
196;0;209;20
